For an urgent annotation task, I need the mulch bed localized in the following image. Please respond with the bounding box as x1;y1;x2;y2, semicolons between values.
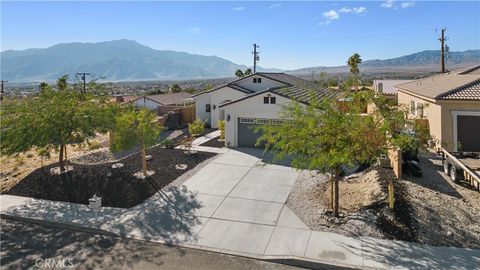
6;147;216;208
199;136;225;148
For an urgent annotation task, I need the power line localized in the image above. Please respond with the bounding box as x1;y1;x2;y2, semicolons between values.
252;43;260;74
76;72;91;93
1;80;8;102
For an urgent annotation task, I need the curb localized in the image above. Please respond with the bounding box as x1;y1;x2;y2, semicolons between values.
1;214;359;270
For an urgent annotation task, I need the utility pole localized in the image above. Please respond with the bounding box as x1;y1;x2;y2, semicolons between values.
0;80;7;102
252;43;260;73
438;28;448;73
76;72;91;93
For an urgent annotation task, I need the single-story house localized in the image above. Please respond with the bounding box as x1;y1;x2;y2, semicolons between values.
396;65;480;152
373;79;414;96
193;73;336;147
128;92;193;110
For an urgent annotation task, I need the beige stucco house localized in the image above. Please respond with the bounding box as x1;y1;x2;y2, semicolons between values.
396;65;480;152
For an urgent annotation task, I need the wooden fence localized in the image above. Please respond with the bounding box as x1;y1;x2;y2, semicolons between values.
157;105;195;124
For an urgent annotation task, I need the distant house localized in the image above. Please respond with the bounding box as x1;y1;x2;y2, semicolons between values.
373;79;414;96
128;92;193;110
193;73;337;147
110;95;137;104
396;65;480;152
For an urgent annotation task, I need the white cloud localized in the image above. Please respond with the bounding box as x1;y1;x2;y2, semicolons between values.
381;0;395;8
401;1;415;8
232;6;245;11
268;3;282;10
317;21;332;26
186;26;202;34
340;7;368;14
323;10;339;20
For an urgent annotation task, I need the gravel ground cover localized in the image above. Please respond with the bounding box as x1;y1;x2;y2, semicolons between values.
199;136;225;148
399;152;480;248
6;147;216;208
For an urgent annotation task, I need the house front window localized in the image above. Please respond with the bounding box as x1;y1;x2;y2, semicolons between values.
264;96;269;104
264;96;276;104
206;104;211;112
270;97;276;104
253;77;262;83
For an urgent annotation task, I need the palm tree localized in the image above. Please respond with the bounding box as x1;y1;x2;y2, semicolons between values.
347;53;362;91
235;69;244;78
244;68;253;76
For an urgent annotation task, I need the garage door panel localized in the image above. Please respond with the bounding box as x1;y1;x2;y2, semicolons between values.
457;115;480;152
237;118;269;148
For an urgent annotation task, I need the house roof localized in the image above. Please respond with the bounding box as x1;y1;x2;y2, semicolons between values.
395;65;480;100
373;80;414;95
129;92;192;105
220;82;337;108
192;72;301;97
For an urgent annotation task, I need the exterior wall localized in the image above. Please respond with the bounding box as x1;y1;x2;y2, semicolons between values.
398;91;442;148
234;76;286;92
398;90;480;151
194;86;247;127
222;93;294;147
132;97;162;110
439;101;480;151
194;93;212;124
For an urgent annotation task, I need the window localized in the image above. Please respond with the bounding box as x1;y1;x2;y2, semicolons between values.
416;103;424;118
272;119;285;125
257;78;262;83
253;78;258;83
206;104;211;112
256;118;271;124
240;118;255;124
410;100;416;115
264;96;269;104
270;97;276;104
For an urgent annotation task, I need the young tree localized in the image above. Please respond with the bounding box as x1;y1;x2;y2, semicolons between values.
1;77;115;172
257;91;404;217
235;69;244;78
169;84;182;93
111;108;162;176
347;53;362;91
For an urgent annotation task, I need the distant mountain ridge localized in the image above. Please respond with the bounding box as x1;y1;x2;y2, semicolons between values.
289;49;480;75
1;40;278;82
1;39;479;82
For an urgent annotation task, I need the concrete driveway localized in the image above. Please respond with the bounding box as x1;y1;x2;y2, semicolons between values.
182;148;309;255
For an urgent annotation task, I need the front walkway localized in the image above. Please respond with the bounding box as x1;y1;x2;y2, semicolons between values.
1;133;479;269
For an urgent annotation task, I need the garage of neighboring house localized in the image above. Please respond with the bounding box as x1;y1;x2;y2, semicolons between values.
396;65;480;152
453;111;480;152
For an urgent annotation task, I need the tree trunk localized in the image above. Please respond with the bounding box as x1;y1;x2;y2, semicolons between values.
333;176;340;217
329;174;334;210
59;145;65;172
141;137;147;176
64;145;68;166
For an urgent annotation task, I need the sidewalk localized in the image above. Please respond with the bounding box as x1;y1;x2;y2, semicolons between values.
1;132;479;269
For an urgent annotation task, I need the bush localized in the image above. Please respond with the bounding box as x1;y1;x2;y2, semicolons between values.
218;120;225;141
88;140;103;150
188;120;205;136
162;139;174;149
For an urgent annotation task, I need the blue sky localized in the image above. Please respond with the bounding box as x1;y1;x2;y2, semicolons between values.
1;1;479;69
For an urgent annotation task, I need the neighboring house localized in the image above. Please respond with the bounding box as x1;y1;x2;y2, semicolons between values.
128;92;193;110
396;65;480;152
193;73;336;147
110;95;137;104
373;79;414;96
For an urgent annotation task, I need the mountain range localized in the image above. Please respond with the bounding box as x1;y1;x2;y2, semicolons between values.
1;39;479;82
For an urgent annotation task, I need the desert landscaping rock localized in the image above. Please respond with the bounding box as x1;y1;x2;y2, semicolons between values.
111;163;124;169
134;170;155;179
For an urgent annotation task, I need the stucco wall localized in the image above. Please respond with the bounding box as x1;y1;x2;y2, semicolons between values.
222;92;294;147
234;76;285;92
210;87;247;128
397;91;480;151
194;93;212;124
133;97;162;110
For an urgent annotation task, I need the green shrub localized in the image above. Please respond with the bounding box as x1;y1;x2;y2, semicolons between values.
162;138;174;149
218;120;225;141
188;120;205;136
88;140;103;150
